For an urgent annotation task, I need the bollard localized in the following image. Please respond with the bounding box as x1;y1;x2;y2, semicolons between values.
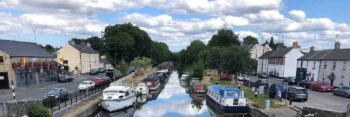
289;97;293;105
265;100;270;110
238;84;241;89
255;92;258;98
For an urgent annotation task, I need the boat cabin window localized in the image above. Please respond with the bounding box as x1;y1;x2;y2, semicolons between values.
125;91;130;96
225;91;240;98
119;91;125;94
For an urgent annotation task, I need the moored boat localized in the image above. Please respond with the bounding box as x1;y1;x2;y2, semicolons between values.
206;85;249;113
143;74;161;91
136;82;149;95
100;85;137;112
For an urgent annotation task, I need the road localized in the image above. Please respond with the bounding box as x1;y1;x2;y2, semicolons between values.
249;76;350;112
0;73;106;103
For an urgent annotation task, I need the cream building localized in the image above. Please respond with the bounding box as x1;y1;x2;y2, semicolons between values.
244;44;272;60
0;39;56;89
57;42;99;74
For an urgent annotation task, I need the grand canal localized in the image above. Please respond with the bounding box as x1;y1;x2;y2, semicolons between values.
92;72;248;117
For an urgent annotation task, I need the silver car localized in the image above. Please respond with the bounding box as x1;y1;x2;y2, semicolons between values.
333;86;350;98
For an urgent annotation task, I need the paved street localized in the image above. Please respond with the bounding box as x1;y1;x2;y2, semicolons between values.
249;76;350;112
0;73;106;102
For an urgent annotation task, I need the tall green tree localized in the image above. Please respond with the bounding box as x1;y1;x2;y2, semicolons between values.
105;32;135;64
243;36;259;45
149;41;171;65
184;40;206;65
208;29;240;47
86;36;103;53
269;37;277;50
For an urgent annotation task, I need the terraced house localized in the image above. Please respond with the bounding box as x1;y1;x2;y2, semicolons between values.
0;39;57;89
57;42;99;75
257;42;304;78
297;42;350;87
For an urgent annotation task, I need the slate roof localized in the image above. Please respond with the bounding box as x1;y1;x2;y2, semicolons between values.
258;51;273;59
322;49;350;60
298;50;332;60
0;39;54;58
70;44;98;54
269;48;293;58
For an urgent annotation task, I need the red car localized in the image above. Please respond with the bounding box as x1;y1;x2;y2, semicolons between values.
220;71;233;80
92;77;105;86
310;81;334;92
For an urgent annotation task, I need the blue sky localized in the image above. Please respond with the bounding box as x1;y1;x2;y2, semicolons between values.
0;0;349;52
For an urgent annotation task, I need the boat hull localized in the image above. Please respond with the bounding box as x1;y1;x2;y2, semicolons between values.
206;95;249;113
100;96;137;112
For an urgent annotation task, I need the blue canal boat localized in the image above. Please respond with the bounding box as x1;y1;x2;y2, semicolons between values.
206;85;249;113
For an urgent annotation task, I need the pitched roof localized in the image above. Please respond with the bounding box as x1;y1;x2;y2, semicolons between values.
322;49;350;60
0;39;54;58
269;48;293;58
242;44;256;51
299;50;332;60
70;44;98;54
258;51;273;59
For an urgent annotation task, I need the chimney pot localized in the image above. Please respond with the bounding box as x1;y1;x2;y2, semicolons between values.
335;41;341;50
310;46;315;52
292;42;299;48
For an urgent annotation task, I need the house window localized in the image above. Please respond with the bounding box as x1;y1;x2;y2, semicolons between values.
323;61;327;69
343;61;346;70
63;60;68;64
333;62;336;69
0;56;3;63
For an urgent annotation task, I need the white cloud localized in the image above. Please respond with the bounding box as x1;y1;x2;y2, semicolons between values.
289;10;306;22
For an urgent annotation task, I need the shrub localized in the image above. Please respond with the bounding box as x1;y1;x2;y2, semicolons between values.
28;103;50;117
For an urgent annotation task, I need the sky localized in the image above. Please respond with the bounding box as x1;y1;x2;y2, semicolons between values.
0;0;349;52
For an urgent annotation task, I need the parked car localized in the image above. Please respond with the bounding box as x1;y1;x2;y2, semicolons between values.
282;86;308;101
219;71;233;80
269;84;286;98
78;80;95;90
58;75;73;83
47;88;69;102
333;86;350;98
90;69;99;75
237;74;244;81
255;79;269;88
310;81;334;92
259;72;268;78
298;79;312;88
92;77;106;87
99;68;106;73
283;77;296;85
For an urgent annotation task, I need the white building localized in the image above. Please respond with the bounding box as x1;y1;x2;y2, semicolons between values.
257;51;273;74
244;44;272;60
57;42;99;74
257;42;304;78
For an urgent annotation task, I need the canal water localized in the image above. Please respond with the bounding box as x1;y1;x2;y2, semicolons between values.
92;72;249;117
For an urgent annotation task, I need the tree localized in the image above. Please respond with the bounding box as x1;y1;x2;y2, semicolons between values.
149;41;171;65
184;40;206;65
264;40;269;45
86;36;103;54
206;46;255;73
269;37;277;50
130;57;152;68
208;29;240;47
190;59;205;80
275;42;287;49
44;45;55;54
105;32;135;64
243;36;259;45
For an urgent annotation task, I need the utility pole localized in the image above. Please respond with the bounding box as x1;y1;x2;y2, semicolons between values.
33;29;37;43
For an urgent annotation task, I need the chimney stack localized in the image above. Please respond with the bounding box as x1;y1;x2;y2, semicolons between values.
310;46;315;52
335;41;341;50
87;42;91;47
69;41;75;45
292;42;299;48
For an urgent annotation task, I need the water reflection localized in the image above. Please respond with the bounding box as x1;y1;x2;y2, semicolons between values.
94;71;248;117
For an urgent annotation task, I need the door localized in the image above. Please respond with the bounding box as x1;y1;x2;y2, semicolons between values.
0;72;9;89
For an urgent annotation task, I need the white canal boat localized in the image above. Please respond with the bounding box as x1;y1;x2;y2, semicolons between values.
136;82;149;95
100;85;137;112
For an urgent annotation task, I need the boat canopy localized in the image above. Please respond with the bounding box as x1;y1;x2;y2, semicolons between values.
209;85;244;99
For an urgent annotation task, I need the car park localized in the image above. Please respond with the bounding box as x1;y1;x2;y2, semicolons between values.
298;79;312;88
47;88;69;102
99;68;106;73
259;72;268;78
310;81;334;92
283;77;296;85
58;75;73;83
78;80;95;90
90;69;99;75
92;77;106;87
282;86;308;101
254;79;269;88
333;86;350;98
